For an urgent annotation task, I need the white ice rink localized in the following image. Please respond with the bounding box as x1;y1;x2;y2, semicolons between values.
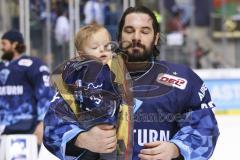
210;115;240;160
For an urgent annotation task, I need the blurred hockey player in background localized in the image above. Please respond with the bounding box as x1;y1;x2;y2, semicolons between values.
0;30;55;145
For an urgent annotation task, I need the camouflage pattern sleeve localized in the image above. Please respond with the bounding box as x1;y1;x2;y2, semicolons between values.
170;68;220;160
43;92;85;159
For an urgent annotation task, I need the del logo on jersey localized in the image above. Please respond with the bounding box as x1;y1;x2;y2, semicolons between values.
156;73;187;90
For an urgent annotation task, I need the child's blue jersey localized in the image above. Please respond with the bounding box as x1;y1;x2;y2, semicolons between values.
43;60;219;160
0;55;55;134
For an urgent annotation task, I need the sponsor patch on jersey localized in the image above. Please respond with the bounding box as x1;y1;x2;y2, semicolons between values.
18;59;33;67
156;73;187;90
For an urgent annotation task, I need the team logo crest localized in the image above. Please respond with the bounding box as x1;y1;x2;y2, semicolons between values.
0;69;10;85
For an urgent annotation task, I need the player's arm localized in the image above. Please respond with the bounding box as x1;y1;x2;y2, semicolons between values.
170;68;220;160
26;59;55;144
26;59;55;122
43;93;117;159
43;93;86;159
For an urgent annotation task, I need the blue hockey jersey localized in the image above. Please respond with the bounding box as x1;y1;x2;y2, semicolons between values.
43;60;219;160
0;55;55;134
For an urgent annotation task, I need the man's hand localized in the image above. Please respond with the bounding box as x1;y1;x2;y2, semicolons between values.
75;124;117;153
33;122;43;145
138;141;180;160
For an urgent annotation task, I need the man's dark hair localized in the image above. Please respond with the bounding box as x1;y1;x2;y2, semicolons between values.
1;30;26;54
8;41;26;54
117;6;160;58
15;43;26;54
118;6;160;41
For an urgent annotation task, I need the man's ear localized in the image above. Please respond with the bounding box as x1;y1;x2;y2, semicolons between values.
154;32;160;45
12;42;18;50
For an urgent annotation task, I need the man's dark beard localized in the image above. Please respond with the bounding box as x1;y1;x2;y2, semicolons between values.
126;40;155;62
1;51;14;61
